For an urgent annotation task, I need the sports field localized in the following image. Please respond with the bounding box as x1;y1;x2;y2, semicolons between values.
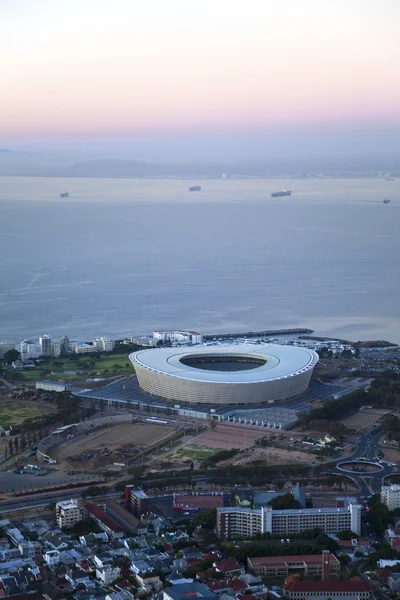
340;408;387;430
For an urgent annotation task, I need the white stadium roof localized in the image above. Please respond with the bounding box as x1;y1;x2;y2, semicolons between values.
131;344;318;384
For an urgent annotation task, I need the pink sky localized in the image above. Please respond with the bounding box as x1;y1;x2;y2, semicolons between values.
1;0;399;139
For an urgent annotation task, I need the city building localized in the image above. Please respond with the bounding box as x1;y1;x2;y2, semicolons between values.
216;504;362;538
103;499;148;534
83;503;124;539
125;486;149;517
381;485;400;510
44;550;60;567
96;565;121;585
39;335;53;356
95;337;116;352
0;342;16;359
20;340;38;360
71;342;96;354
153;330;203;345
248;552;340;578
56;500;80;529
283;575;371;600
130;344;318;405
60;336;70;355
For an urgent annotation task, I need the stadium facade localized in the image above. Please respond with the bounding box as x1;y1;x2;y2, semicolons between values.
129;344;318;405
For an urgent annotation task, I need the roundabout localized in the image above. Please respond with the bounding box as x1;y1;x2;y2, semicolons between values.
337;460;384;474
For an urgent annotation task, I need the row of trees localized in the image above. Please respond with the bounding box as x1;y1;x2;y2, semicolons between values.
297;378;400;431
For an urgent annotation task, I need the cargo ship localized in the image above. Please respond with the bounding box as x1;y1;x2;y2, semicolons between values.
189;186;201;192
271;190;291;197
60;191;69;198
383;196;391;204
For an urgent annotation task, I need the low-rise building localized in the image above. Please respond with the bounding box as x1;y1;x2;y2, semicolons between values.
96;565;121;585
83;503;124;539
283;575;371;600
163;582;217;600
44;550;60;567
36;381;67;393
248;552;340;578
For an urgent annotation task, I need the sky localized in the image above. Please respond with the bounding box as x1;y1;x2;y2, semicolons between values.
1;0;400;161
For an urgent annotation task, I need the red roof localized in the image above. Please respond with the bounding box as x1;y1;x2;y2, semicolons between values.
249;553;338;567
392;538;400;548
284;576;370;593
208;577;246;592
84;502;124;532
214;559;242;573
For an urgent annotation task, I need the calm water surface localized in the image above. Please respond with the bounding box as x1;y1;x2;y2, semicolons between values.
0;177;399;343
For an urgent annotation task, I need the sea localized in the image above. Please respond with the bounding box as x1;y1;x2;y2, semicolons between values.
0;176;399;344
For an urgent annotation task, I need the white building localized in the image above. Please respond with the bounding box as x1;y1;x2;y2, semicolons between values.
217;504;362;538
56;500;81;529
381;485;400;510
20;340;38;360
36;381;66;393
153;330;203;345
44;550;60;566
39;335;53;356
0;342;16;359
95;337;116;352
71;342;96;354
96;565;121;585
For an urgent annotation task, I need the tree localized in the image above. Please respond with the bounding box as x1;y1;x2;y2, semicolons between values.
14;438;19;453
209;419;217;430
3;349;20;364
8;439;14;455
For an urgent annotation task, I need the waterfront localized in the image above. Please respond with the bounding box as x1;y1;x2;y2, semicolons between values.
0;177;399;343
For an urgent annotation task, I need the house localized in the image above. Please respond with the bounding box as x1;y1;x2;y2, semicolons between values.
43;533;70;551
106;593;135;600
96;565;121;585
166;572;194;586
42;582;69;600
207;577;247;595
388;572;400;593
44;550;60;567
65;568;92;588
213;559;244;577
135;571;163;593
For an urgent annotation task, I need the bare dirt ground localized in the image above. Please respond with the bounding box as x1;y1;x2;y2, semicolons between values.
220;445;319;467
340;408;387;430
381;448;400;465
189;423;264;450
53;422;175;471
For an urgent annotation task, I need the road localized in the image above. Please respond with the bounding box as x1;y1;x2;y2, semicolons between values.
329;429;399;497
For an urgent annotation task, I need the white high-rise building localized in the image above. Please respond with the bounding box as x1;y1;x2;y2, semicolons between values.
39;335;53;356
381;485;400;510
20;340;38;360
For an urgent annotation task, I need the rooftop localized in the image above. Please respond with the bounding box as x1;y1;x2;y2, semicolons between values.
131;344;318;384
83;503;124;533
249;553;339;566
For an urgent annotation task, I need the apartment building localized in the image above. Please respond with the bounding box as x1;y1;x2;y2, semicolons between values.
381;485;400;510
217;504;361;538
56;500;81;529
125;486;149;517
248;552;340;578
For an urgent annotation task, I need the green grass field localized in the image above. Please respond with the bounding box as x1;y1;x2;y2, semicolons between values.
0;405;44;426
171;444;218;462
8;353;134;382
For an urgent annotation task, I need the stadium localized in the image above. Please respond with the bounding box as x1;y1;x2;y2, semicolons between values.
129;344;318;405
